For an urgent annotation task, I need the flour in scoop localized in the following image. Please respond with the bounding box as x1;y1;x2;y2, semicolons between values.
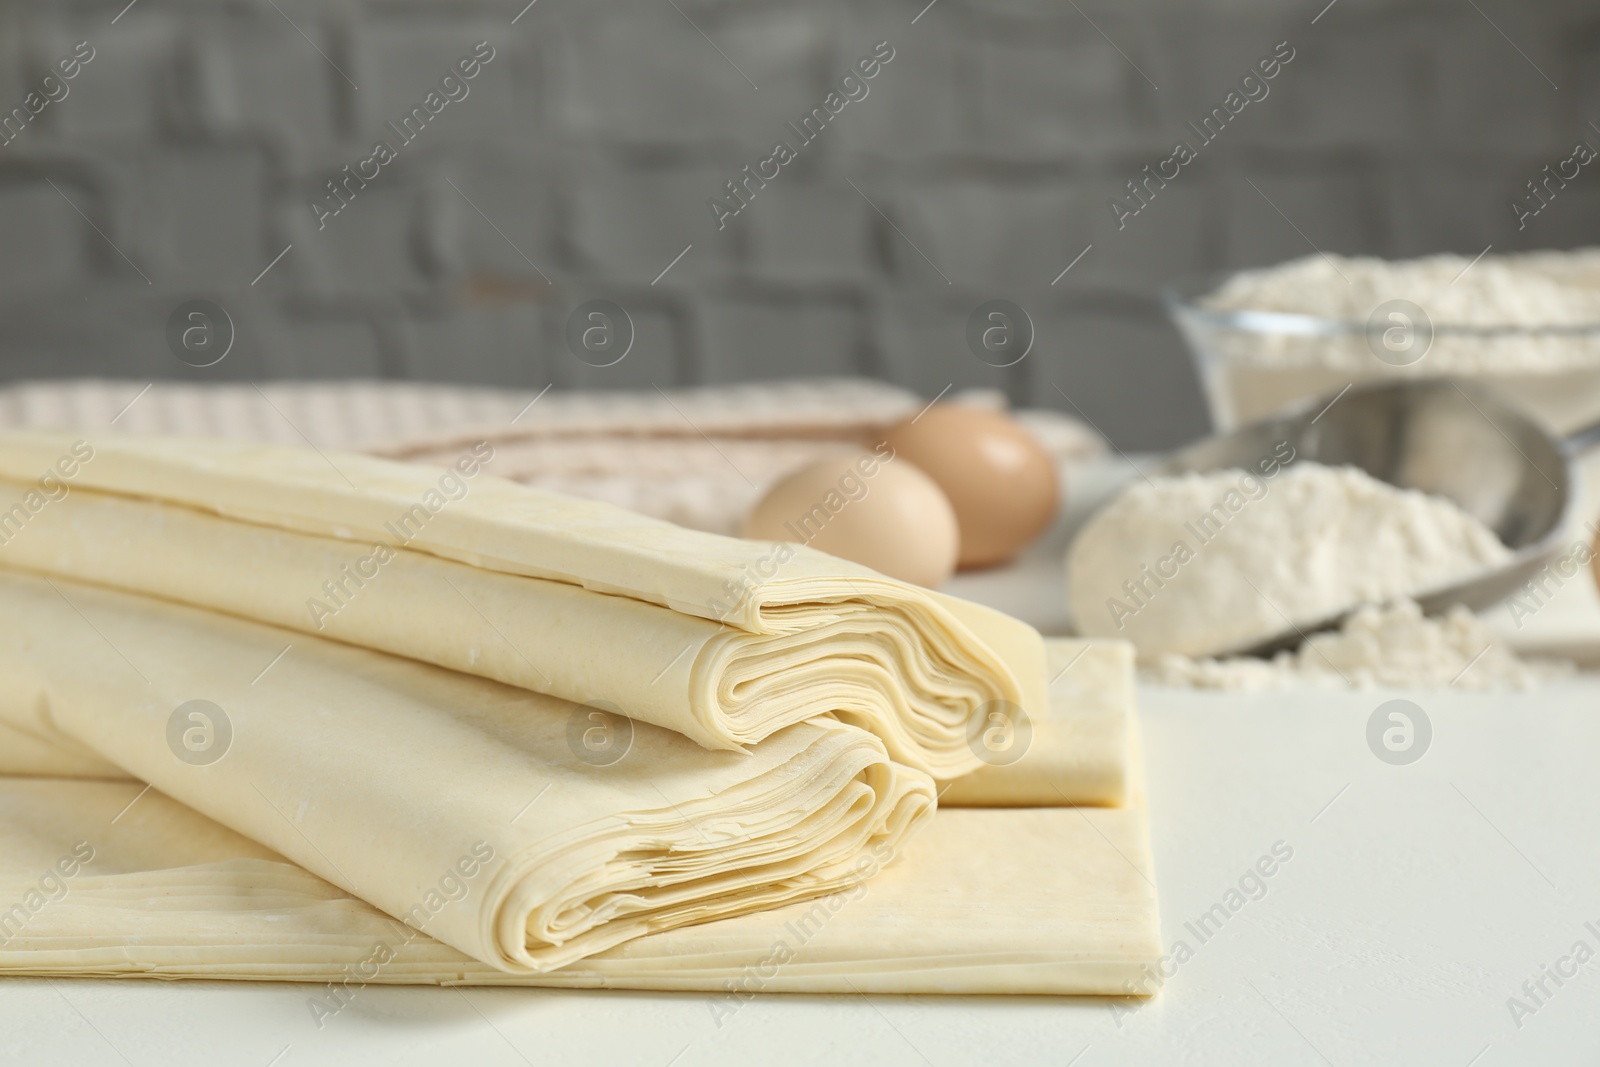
1067;461;1512;659
1149;599;1570;691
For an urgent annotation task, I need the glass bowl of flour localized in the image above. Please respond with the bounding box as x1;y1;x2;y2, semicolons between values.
1167;249;1600;434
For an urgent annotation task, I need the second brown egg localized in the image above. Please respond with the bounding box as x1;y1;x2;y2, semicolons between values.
880;403;1059;569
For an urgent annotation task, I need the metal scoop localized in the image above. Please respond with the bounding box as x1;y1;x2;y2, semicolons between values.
1160;377;1600;657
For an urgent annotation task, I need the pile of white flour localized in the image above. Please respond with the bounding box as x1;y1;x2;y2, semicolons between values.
1067;461;1512;660
1149;599;1570;691
1200;249;1600;371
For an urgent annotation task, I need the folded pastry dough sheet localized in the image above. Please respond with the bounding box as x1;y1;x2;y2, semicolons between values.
0;775;1160;996
0;432;1045;778
0;631;1134;809
0;569;933;974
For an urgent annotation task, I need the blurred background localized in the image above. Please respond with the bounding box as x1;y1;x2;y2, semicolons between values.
0;0;1596;448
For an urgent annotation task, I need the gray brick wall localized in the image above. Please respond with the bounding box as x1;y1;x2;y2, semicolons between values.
0;0;1596;447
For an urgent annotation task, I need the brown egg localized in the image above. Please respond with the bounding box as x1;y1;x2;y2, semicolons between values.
742;450;960;588
880;404;1059;569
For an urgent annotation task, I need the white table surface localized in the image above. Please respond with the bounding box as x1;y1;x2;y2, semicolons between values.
9;460;1600;1066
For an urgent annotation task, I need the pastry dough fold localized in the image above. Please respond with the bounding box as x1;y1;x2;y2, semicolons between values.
0;432;1046;777
0;570;933;973
0;636;1138;809
0;778;1160;996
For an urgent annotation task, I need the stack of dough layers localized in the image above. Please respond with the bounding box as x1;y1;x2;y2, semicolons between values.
0;637;1135;808
0;570;934;974
0;636;1156;994
0;431;1045;780
0;779;1157;995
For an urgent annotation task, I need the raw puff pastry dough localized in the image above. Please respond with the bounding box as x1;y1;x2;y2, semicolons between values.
0;639;1135;808
0;431;1045;778
0;570;934;973
0;778;1160;996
